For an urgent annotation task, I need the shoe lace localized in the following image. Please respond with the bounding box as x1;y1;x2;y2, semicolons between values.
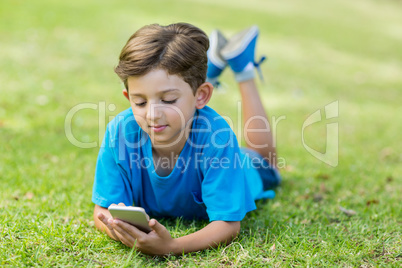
213;81;229;92
254;56;267;82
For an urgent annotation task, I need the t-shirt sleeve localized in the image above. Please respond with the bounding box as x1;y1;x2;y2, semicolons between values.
92;127;133;208
200;142;257;222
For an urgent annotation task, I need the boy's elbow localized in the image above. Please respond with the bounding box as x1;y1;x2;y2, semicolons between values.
227;221;241;242
233;221;241;235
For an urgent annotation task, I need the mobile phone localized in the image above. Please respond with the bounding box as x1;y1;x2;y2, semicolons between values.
108;205;151;233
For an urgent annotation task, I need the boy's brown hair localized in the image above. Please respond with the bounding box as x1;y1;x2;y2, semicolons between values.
115;23;209;94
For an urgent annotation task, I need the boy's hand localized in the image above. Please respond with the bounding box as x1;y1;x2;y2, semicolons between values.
96;203;125;241
95;204;240;255
97;212;120;241
95;203;174;255
110;218;174;256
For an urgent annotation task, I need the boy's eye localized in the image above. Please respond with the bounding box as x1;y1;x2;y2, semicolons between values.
135;102;146;107
162;99;177;104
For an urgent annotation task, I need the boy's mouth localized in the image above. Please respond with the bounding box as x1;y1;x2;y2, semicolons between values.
149;125;167;132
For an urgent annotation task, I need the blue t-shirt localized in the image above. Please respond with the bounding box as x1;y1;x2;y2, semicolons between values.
92;106;258;221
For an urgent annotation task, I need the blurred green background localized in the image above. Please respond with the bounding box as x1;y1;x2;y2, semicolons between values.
1;0;401;266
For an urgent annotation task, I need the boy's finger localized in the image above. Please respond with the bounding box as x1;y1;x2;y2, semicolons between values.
114;229;135;248
113;220;145;241
98;212;109;220
149;219;166;235
98;213;112;228
112;221;138;245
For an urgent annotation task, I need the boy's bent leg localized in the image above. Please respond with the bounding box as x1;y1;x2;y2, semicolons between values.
221;26;277;168
239;79;277;168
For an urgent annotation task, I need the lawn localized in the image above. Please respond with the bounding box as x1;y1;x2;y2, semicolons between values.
1;0;401;266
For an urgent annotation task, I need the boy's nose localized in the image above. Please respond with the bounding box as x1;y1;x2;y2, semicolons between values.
146;103;163;122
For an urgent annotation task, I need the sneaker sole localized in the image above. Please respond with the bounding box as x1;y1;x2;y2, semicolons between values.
221;25;259;60
208;30;227;69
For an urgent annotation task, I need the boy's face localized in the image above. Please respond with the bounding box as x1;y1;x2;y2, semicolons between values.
126;69;198;149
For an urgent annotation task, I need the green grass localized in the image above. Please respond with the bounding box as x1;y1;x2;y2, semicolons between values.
1;0;401;266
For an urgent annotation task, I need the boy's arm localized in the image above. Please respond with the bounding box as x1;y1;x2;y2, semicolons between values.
170;220;241;254
112;218;240;255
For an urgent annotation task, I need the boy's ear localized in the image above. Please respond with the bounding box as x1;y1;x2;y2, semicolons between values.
122;89;130;101
195;82;214;109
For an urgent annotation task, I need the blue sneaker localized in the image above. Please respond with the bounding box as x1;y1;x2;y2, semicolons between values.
206;29;228;87
221;25;266;82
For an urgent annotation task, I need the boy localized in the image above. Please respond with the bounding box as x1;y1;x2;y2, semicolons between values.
92;23;280;256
